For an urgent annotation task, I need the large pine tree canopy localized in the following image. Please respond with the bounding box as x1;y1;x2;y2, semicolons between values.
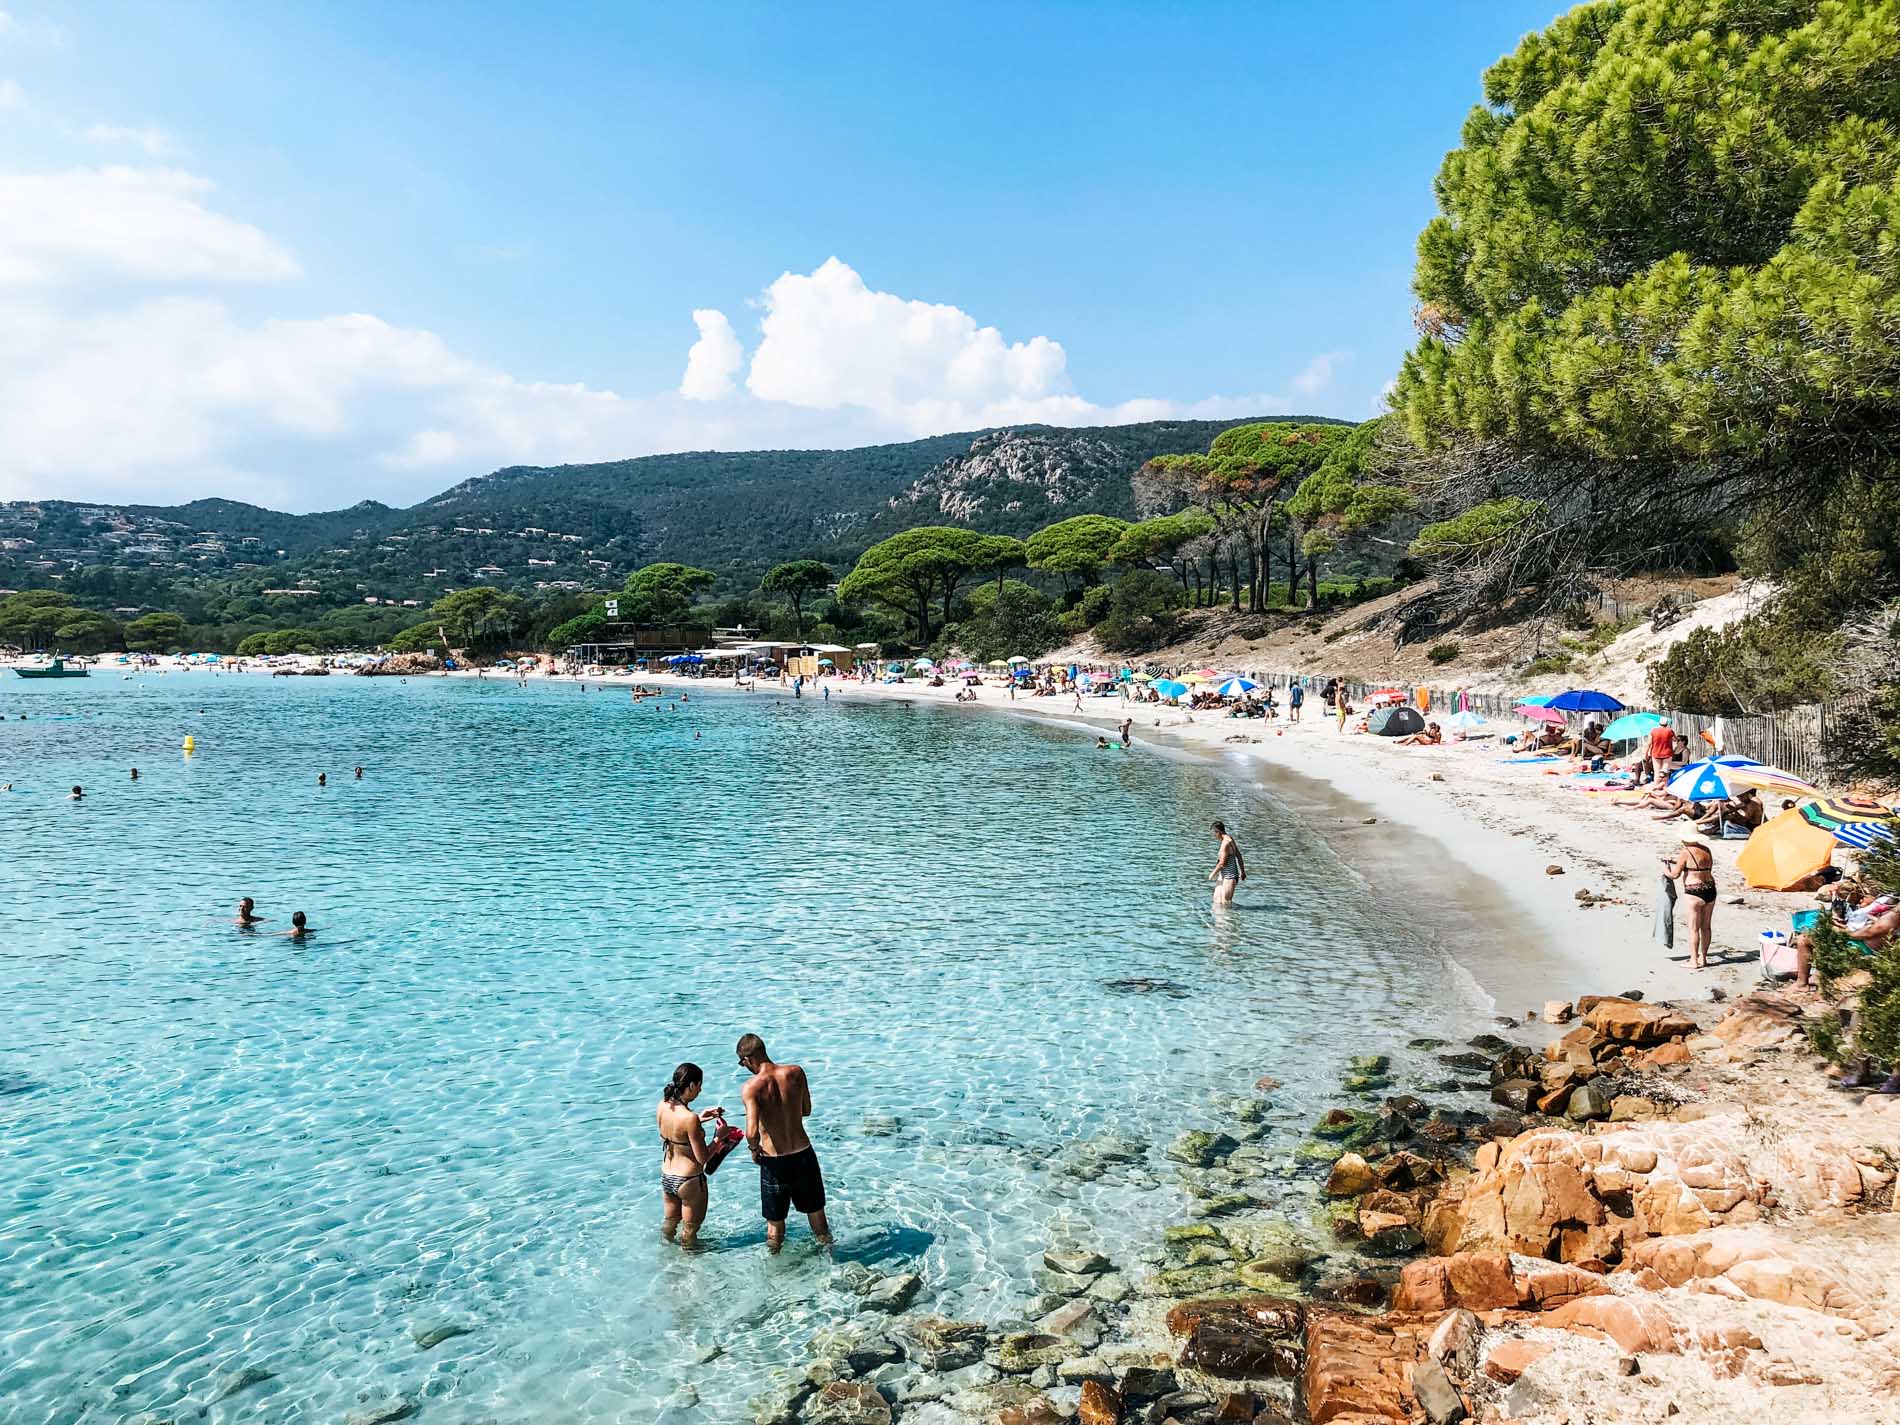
1397;0;1900;484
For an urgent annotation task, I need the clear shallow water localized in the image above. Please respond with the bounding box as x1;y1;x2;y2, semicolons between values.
1;675;1498;1424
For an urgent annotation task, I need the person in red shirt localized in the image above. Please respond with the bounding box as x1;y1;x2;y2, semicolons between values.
1643;719;1679;785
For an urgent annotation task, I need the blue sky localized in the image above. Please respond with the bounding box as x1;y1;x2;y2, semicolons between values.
0;1;1562;510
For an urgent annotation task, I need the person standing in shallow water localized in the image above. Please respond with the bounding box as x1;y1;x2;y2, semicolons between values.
656;1063;724;1248
737;1033;830;1253
1208;819;1245;907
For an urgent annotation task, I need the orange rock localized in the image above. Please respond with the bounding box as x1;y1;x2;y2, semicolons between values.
1077;1379;1122;1425
1302;1309;1435;1425
1583;999;1698;1046
1635;1041;1690;1069
1482;1336;1553;1384
1709;996;1802;1048
1543;1295;1683;1353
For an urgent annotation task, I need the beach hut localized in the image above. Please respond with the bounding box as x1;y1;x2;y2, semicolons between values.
1367;705;1426;737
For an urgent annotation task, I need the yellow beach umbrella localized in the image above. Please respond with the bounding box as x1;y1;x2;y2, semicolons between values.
1736;808;1838;891
1181;672;1211;685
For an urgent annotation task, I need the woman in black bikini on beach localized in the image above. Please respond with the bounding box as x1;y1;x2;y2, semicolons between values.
1664;836;1718;970
656;1063;724;1247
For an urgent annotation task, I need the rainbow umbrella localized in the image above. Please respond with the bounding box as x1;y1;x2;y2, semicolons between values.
1800;795;1899;850
1718;764;1819;798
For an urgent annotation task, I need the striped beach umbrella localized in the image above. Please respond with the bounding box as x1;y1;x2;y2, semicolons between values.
1718;764;1818;798
1800;795;1898;849
1216;677;1259;697
1665;755;1764;802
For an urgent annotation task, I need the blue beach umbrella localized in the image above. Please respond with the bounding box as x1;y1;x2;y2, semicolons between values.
1215;677;1259;698
1602;711;1663;741
1666;755;1764;802
1547;689;1625;713
1517;694;1556;707
1153;679;1189;700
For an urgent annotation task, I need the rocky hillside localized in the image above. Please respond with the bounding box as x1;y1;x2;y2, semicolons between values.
0;418;1334;601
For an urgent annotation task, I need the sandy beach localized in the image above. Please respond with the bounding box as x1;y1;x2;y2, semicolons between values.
770;673;1789;1010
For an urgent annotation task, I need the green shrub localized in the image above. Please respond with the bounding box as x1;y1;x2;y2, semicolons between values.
1426;641;1460;665
1524;653;1573;676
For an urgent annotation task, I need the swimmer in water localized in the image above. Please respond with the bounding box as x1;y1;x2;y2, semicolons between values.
1095;736;1109;749
354;766;363;779
317;772;327;787
130;768;139;780
287;911;311;940
236;897;266;928
70;785;84;800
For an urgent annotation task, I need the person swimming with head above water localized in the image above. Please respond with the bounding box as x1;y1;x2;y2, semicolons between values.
236;897;266;928
287;910;311;940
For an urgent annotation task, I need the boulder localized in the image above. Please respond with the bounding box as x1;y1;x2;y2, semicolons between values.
1542;1295;1762;1356
1411;1357;1467;1423
987;1333;1070;1374
1489;1079;1536;1113
1394;1252;1606;1313
1168;1131;1240;1167
1582;998;1696;1046
1424;1308;1479;1377
1566;1083;1610;1121
1180;1323;1302;1380
1324;1152;1377;1197
1044;1248;1111;1277
1709;995;1803;1049
802;1382;894;1425
1311;1271;1391;1308
1035;1299;1099;1344
858;1271;921;1313
1542;1000;1575;1024
1312;1109;1367;1140
1480;1337;1552;1385
1165;1296;1304;1339
1077;1380;1123;1425
1301;1308;1435;1425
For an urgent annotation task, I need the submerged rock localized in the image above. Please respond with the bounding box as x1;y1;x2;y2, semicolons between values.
858;1271;922;1313
803;1380;892;1425
209;1365;275;1403
1167;1130;1239;1167
410;1321;475;1351
1102;977;1191;999
1042;1247;1109;1277
344;1399;417;1425
986;1332;1071;1374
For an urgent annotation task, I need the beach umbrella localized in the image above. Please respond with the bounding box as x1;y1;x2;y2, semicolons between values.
1130;671;1153;681
1006;654;1030;665
816;657;834;666
1602;711;1663;741
1446;710;1487;732
1717;764;1818;798
913;657;935;669
1216;677;1259;698
1665;755;1764;802
1194;668;1219;678
1547;689;1625;713
1515;703;1567;725
1737;809;1839;890
987;659;1007;668
1181;672;1211;685
1800;795;1899;849
1517;694;1556;707
1153;679;1189;699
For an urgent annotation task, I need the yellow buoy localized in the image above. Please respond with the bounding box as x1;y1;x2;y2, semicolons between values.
182;735;196;752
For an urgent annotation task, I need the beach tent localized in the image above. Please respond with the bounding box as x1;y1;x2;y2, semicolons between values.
1367;705;1427;737
1737;809;1838;890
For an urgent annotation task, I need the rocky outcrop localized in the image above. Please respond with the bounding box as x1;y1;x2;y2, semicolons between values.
1393;1252;1606;1314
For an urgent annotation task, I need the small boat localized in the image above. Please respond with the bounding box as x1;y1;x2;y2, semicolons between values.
13;657;90;679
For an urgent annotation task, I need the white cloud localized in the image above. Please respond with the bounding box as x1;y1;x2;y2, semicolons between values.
0;167;297;285
84;122;183;157
1292;350;1346;399
0;78;21;109
678;307;742;400
0;166;1340;508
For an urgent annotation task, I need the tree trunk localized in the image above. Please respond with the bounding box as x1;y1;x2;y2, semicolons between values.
1286;520;1299;609
1307;553;1319;609
1228;548;1242;613
1243;542;1258;613
1256;521;1271;612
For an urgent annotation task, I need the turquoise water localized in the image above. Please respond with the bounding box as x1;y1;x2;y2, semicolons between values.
1;675;1495;1424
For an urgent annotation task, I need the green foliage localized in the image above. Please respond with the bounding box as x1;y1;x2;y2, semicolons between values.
48;608;125;654
759;559;834;637
425;587;526;654
546;606;608;648
1286;417;1415;553
1426;641;1461;665
0;590;80;649
123;611;190;652
1109;511;1216;566
386;621;445;653
237;627;325;656
1408;498;1544;564
837;526;990;642
1095;569;1185;653
940;579;1062;663
1523;653;1574;676
1646;617;1836;715
622;563;716;624
1024;515;1130;585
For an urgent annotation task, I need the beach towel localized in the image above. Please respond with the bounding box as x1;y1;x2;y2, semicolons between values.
1501;755;1563;764
1653;875;1677;950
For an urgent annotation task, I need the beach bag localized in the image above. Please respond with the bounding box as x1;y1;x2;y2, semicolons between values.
1759;930;1799;979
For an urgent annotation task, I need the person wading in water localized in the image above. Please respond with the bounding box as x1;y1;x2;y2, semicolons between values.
737;1033;830;1253
1208;819;1246;907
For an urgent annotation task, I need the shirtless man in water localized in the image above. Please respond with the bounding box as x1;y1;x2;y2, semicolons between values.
737;1033;830;1252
